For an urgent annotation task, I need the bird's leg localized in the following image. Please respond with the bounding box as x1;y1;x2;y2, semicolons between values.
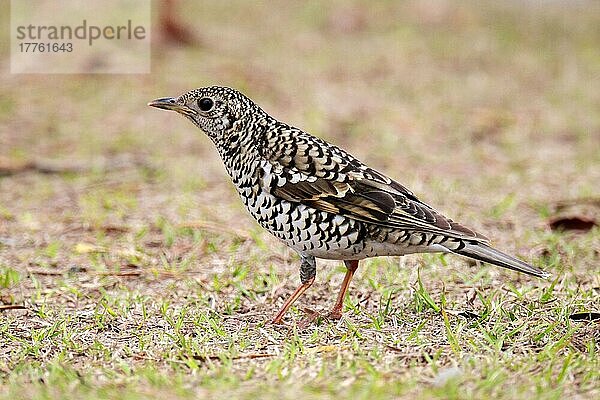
271;254;316;324
327;260;359;320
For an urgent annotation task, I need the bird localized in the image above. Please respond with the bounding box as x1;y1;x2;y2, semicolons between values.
148;86;550;324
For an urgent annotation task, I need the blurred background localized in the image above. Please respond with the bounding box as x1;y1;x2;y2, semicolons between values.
1;0;598;256
0;1;599;398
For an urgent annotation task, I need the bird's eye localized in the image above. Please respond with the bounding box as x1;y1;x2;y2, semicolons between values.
198;97;214;112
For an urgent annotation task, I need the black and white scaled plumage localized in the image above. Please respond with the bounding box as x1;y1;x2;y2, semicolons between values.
149;86;550;323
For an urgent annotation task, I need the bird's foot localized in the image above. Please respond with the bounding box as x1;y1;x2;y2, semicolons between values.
326;304;344;320
297;308;321;330
270;317;286;326
270;308;320;328
296;307;345;329
271;307;345;330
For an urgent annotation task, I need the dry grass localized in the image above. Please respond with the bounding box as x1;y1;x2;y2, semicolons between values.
0;1;599;399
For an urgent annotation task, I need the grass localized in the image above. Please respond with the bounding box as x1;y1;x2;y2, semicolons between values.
0;1;599;399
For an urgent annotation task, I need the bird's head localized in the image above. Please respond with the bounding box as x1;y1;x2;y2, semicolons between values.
148;86;263;143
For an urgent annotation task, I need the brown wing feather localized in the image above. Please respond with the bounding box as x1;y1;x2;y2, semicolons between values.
263;127;489;242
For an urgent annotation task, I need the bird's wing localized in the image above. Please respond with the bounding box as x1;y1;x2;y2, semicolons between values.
260;128;489;242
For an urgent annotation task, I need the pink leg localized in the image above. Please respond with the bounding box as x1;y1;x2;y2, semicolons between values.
328;260;359;320
271;277;315;324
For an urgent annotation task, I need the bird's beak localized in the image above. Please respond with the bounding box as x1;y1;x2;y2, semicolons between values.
147;97;196;116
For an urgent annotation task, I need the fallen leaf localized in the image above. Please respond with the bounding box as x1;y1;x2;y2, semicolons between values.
549;216;597;232
569;312;600;322
192;353;274;362
0;304;27;311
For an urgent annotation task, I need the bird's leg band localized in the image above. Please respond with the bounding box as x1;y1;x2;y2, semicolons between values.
299;254;316;284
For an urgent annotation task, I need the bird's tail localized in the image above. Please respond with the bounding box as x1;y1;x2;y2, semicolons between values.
451;242;551;279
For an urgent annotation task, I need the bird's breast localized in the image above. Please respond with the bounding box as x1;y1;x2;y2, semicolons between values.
230;173;368;258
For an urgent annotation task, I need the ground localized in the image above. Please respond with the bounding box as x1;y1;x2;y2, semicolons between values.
0;1;599;399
